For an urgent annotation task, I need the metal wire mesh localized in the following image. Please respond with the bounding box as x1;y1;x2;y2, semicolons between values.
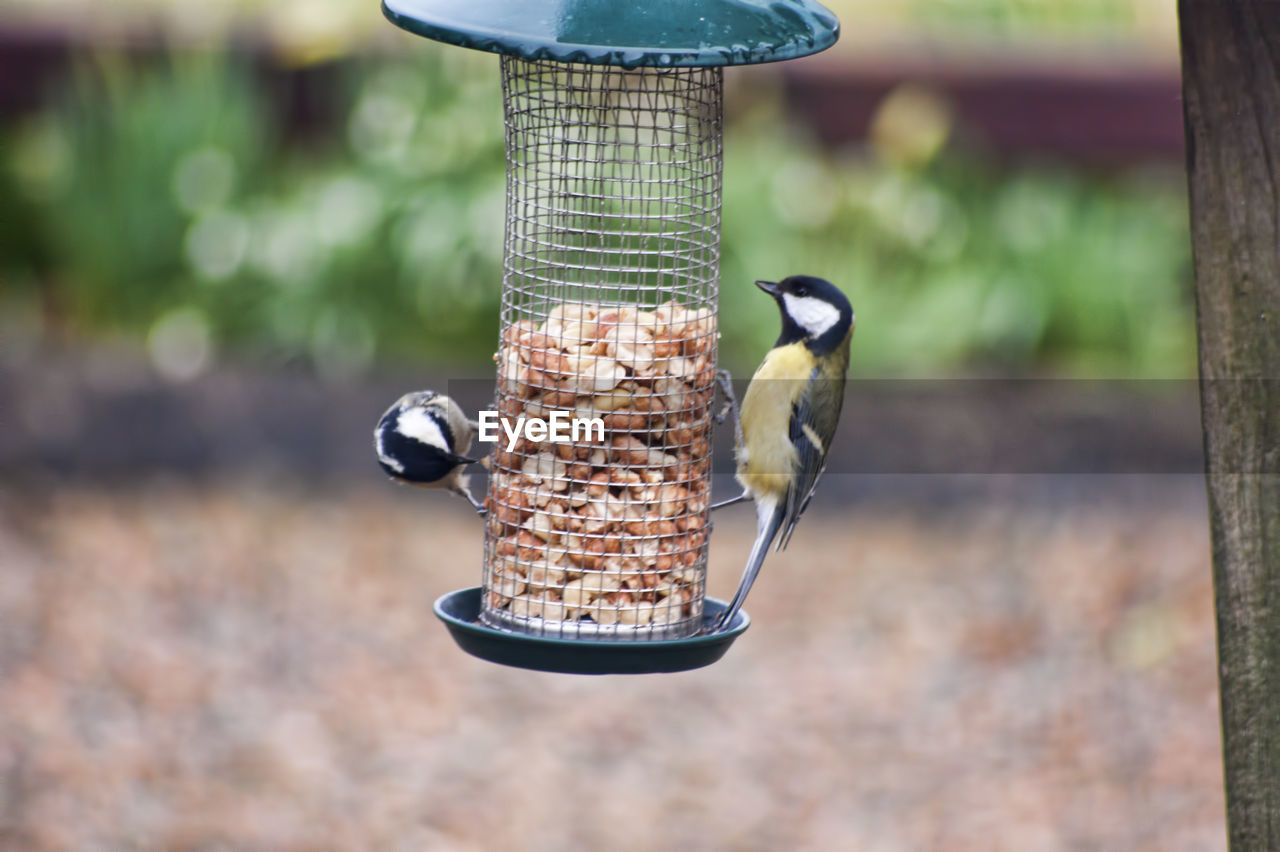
481;58;723;639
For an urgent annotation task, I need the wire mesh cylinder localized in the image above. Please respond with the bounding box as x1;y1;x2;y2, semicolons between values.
481;58;723;639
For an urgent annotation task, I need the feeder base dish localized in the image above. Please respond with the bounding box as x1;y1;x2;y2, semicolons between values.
434;587;749;674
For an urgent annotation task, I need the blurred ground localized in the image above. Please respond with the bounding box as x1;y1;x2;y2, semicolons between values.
0;472;1223;849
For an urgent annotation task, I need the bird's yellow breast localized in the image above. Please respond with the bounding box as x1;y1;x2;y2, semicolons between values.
735;343;814;498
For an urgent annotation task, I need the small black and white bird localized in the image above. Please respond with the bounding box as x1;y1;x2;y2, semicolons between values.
373;390;485;514
712;275;853;631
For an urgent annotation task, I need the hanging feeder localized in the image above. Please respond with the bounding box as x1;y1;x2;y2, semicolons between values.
383;0;839;674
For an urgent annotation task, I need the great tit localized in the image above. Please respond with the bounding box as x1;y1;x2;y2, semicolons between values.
712;275;853;631
373;390;486;515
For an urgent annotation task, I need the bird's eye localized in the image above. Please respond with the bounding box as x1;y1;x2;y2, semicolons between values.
795;286;808;297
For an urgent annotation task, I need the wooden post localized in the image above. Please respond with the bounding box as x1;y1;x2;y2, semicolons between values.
1178;2;1280;847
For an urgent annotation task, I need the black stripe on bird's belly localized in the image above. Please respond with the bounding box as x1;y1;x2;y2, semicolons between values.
379;429;457;483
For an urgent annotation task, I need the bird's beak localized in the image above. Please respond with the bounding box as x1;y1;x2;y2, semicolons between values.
755;280;780;297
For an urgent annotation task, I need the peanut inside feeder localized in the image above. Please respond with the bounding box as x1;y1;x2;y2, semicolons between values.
486;301;717;637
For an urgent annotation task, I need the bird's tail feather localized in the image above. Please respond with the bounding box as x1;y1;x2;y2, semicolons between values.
714;496;783;632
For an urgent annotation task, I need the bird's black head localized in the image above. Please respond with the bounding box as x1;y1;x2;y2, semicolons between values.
756;275;854;354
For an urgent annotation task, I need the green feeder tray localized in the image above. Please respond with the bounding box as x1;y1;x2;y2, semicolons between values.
382;0;839;67
435;588;750;675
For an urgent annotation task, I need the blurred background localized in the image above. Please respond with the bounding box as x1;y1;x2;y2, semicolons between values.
0;1;1223;849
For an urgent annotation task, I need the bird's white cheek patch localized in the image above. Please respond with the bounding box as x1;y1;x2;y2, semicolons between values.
782;293;841;338
395;407;450;451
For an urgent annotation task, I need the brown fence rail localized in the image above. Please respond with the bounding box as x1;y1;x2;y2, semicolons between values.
2;25;1184;164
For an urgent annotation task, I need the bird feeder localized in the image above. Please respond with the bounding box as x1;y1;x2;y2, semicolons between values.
383;0;839;673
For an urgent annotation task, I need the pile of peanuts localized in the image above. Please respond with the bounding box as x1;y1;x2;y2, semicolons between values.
484;300;717;631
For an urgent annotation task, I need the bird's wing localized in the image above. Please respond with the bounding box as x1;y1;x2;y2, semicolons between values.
777;365;846;550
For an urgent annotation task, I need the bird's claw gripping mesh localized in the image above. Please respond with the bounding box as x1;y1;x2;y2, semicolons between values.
481;58;724;639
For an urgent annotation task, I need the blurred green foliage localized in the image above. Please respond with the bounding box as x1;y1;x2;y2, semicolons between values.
0;49;1192;378
903;0;1147;38
721;96;1192;376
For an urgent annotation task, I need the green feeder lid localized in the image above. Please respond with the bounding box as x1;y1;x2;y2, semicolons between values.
382;0;839;68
